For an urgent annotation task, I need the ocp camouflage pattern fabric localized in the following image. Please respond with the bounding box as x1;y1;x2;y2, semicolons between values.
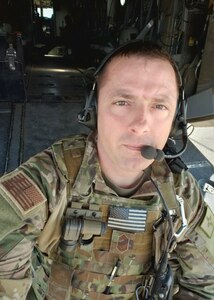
0;133;213;300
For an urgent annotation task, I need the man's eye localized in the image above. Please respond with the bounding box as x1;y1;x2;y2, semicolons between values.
115;100;128;106
155;104;167;110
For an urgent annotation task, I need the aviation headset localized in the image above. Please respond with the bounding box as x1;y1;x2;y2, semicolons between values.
78;39;188;158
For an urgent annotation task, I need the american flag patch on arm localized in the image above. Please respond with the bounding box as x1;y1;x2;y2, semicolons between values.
0;170;46;217
107;206;147;232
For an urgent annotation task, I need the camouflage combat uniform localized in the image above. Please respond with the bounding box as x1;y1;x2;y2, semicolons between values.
0;133;213;299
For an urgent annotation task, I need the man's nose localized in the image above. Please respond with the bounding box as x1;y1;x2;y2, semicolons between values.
128;109;150;135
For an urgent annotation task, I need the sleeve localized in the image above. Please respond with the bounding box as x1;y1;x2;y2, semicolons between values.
0;148;68;299
172;170;214;299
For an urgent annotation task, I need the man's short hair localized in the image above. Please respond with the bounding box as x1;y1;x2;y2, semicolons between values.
96;40;181;94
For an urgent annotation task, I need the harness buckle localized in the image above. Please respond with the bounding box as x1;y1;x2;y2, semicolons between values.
135;276;154;300
174;195;188;238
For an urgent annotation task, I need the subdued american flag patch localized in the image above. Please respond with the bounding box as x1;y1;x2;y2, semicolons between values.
108;206;147;232
0;170;46;216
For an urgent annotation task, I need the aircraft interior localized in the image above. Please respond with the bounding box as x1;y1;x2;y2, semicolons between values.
0;0;214;204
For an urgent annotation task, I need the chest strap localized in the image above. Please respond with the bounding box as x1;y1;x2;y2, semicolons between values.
46;261;72;300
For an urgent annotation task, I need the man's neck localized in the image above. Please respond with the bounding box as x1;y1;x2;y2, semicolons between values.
99;159;144;189
102;170;148;197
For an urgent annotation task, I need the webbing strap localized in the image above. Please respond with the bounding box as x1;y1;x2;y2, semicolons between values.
51;136;86;201
63;147;84;184
46;261;72;300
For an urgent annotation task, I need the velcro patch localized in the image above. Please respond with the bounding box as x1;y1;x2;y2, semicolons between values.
108;206;147;232
0;170;46;217
200;205;214;238
196;204;214;259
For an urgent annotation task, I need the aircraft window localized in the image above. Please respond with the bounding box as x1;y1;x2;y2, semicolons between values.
36;7;53;19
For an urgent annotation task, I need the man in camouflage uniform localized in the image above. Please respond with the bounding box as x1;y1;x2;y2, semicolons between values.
0;40;213;300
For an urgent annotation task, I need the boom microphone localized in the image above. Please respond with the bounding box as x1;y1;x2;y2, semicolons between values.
141;146;165;162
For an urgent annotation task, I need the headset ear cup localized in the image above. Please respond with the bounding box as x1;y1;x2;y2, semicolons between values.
169;98;180;138
78;106;97;130
170;117;182;137
78;84;97;130
169;88;187;138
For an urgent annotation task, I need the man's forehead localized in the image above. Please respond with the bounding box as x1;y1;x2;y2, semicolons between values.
97;54;179;95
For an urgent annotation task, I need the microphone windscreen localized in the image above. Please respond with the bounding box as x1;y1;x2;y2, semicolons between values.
141;145;157;160
141;146;164;162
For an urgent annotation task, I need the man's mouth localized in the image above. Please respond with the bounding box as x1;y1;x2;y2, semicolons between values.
124;145;144;152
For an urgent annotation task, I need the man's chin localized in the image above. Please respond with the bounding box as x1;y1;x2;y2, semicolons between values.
120;157;153;173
